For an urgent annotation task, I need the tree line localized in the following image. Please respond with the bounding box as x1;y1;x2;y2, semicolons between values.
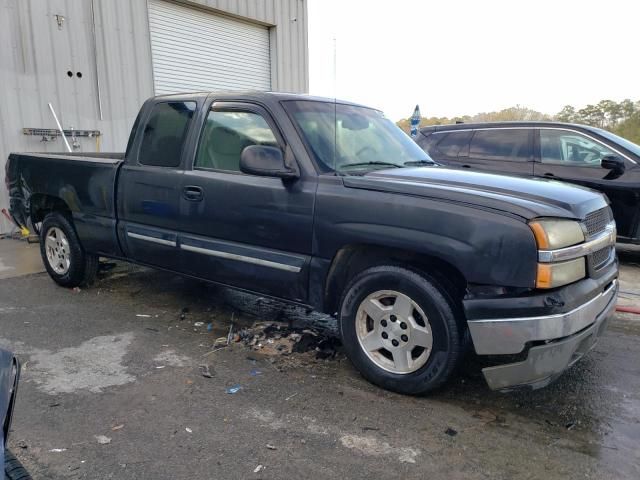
397;99;640;144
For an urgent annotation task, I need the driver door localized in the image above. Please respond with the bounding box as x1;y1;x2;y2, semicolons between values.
177;102;316;302
533;128;636;237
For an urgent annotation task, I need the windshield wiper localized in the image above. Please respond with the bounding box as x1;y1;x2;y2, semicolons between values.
339;161;404;171
403;159;436;166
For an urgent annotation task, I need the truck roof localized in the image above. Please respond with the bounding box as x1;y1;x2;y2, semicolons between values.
152;91;371;109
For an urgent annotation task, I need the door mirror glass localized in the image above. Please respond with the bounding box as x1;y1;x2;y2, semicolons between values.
601;154;625;172
240;145;299;179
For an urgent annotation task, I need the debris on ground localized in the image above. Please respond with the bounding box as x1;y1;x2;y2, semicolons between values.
253;465;264;473
266;444;277;450
227;319;235;345
136;314;151;318
249;369;262;376
49;448;67;453
72;287;81;293
240;322;341;360
185;427;193;433
445;427;458;437
95;435;111;445
98;261;117;273
111;424;124;431
194;322;204;327
179;307;189;321
200;364;214;378
226;385;242;394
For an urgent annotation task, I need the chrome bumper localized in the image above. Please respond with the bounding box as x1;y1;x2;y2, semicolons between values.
467;280;618;391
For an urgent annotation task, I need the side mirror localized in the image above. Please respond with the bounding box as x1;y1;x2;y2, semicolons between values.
240;145;299;179
601;155;625;173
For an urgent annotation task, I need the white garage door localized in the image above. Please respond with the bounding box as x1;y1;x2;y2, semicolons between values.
147;0;271;95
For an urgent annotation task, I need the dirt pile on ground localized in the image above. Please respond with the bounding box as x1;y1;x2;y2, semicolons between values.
239;322;342;360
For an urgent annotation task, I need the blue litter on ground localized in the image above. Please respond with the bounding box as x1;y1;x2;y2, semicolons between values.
226;385;242;394
250;369;262;376
207;323;213;331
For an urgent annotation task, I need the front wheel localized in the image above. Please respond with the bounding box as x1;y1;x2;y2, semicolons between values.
339;266;463;395
39;212;98;288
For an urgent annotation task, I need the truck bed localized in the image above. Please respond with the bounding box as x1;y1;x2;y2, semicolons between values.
6;152;123;256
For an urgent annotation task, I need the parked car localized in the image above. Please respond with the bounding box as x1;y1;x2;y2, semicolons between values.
6;93;618;394
1;348;29;480
416;122;640;244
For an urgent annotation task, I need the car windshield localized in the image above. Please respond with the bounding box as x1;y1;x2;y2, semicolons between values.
591;128;640;158
283;100;433;174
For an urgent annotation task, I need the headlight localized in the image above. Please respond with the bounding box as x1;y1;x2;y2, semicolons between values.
529;219;587;289
529;219;584;249
536;258;586;289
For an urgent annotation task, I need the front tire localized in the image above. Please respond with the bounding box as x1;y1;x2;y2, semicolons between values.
39;212;98;288
339;266;463;395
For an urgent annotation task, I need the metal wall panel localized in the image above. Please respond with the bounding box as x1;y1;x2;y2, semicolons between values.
148;0;271;94
0;0;308;234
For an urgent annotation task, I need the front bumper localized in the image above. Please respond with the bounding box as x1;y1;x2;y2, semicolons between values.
466;279;618;391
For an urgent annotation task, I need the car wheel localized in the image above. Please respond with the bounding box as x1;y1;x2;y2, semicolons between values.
4;450;31;480
39;212;98;288
339;265;463;395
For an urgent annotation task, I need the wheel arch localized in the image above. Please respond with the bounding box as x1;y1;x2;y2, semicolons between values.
323;243;468;315
29;194;72;225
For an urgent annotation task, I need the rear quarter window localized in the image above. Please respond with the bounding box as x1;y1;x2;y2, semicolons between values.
138;101;196;167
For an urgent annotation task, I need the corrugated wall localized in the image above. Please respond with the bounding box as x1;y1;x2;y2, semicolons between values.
0;0;308;234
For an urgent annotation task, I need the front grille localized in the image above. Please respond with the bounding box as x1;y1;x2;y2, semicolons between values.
589;246;612;271
583;207;612;238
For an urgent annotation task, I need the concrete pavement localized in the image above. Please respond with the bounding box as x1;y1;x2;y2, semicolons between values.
0;240;639;479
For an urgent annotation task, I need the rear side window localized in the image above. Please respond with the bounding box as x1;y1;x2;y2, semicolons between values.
138;102;196;167
433;131;473;158
469;129;530;161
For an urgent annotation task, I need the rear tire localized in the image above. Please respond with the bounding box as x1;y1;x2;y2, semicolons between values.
4;450;31;480
39;212;98;288
339;265;463;395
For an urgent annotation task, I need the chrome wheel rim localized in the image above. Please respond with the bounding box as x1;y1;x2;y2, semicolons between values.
45;227;71;275
355;290;433;374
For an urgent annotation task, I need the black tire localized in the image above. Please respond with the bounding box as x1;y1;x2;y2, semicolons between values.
4;450;31;480
339;265;463;395
39;212;99;288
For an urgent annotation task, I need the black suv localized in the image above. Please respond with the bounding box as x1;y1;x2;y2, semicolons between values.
417;122;640;244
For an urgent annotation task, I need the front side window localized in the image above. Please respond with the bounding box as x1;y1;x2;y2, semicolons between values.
139;102;196;167
283;100;432;174
195;110;278;172
469;129;530;162
540;130;617;167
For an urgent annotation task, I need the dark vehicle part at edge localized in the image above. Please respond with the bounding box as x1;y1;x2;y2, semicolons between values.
1;349;30;480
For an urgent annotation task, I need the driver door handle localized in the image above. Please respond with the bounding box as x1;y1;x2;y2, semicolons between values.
543;172;555;177
183;186;204;202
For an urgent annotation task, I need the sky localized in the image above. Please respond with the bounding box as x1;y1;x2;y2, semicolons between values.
307;0;640;121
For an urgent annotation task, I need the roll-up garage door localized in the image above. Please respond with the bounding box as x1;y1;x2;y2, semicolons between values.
147;0;271;95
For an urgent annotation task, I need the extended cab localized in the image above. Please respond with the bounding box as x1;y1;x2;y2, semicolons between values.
6;93;619;394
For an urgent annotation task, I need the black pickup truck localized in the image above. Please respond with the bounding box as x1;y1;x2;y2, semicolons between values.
6;92;619;394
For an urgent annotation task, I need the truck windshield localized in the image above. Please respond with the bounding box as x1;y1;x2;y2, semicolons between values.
283;100;433;174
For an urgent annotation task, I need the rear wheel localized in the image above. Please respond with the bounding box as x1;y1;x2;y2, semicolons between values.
339;266;463;395
39;212;98;288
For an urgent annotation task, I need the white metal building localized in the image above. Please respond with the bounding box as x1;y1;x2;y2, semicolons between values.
0;0;309;233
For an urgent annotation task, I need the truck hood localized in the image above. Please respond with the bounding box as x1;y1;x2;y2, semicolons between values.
343;166;608;220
